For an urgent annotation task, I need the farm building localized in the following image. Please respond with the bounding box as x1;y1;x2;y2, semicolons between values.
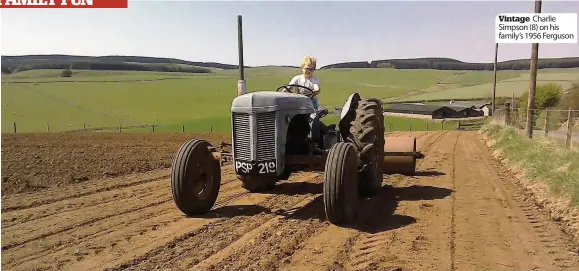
384;103;484;119
448;101;491;116
448;106;485;118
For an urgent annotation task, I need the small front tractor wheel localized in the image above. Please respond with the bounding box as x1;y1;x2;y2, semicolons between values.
171;139;221;216
349;98;385;197
323;142;359;225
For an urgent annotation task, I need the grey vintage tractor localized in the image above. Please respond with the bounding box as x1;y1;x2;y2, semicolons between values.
170;15;422;225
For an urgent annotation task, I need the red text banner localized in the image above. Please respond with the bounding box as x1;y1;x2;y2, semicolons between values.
0;0;128;8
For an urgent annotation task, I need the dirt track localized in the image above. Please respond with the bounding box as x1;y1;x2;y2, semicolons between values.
2;131;579;271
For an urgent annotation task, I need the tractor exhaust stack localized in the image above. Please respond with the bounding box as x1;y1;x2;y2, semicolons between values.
237;15;246;97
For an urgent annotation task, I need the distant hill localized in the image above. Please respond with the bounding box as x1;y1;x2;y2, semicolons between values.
2;54;579;74
320;57;579;70
1;54;244;74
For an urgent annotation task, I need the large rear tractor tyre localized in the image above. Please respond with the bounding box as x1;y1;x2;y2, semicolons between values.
171;139;221;216
349;98;385;198
323;142;359;225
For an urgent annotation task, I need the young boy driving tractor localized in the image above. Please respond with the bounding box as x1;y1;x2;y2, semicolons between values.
287;55;326;152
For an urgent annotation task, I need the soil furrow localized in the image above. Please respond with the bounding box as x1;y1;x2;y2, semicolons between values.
1;177;250;270
0;170;172;212
1;181;178;249
79;173;323;271
113;179;323;270
277;131;442;271
4;131;579;271
3;176;171;228
178;172;326;271
1;165;235;213
341;131;456;271
2;168;238;243
197;196;328;271
279;225;361;271
2;172;240;229
449;131;459;271
4;183;267;271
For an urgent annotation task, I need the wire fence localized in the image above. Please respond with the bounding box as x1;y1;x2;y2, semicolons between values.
5;114;489;134
490;107;579;149
4;122;220;134
4;119;472;134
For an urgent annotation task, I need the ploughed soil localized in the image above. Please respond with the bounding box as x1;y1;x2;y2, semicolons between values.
2;131;579;271
1;132;231;195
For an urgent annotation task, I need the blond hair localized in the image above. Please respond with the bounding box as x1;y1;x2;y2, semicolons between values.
301;55;317;69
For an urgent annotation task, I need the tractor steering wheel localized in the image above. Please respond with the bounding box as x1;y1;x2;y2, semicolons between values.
276;84;315;98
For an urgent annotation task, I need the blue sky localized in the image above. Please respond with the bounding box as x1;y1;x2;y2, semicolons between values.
1;1;578;67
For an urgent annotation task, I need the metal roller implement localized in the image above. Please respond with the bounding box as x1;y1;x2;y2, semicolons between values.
382;136;424;175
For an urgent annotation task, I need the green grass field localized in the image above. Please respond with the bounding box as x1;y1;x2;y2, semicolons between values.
395;69;579;103
2;67;578;133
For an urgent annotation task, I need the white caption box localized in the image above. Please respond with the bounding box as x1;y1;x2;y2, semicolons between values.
495;13;577;44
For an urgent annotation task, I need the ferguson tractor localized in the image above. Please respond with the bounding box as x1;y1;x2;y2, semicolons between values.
170;16;422;225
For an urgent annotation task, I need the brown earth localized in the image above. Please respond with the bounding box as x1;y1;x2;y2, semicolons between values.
2;131;579;271
1;132;231;195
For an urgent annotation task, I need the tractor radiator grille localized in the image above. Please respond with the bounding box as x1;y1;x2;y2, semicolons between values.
256;111;276;161
232;112;251;161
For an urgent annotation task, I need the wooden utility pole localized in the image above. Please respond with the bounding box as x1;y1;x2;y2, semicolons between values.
566;108;573;149
526;0;542;138
491;43;498;116
512;92;516;126
544;109;549;135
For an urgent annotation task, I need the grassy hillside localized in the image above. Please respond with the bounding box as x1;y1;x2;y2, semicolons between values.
4;55;579;75
321;57;579;70
395;68;579;103
0;55;239;74
2;67;577;133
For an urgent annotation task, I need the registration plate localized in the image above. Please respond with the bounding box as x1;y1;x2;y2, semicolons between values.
235;159;277;175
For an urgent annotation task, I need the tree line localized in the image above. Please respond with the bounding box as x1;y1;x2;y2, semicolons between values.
1;55;243;74
320;57;579;70
2;55;579;74
1;60;215;74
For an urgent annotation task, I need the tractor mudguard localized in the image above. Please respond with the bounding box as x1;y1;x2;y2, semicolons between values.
340;93;361;120
337;93;361;140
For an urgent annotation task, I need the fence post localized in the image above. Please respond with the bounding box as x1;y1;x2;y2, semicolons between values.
84;123;87;132
544;109;549;135
442;120;445;130
47;123;50;132
457;122;461;130
409;124;411;131
426;122;429;131
566;107;572;149
505;106;511;126
152;125;155;132
389;123;393;131
119;124;122;133
182;125;185;132
210;126;213;133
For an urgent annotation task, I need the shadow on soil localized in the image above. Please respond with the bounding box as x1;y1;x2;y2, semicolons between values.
204;178;453;234
412;170;446;177
341;183;453;233
205;204;274;218
385;170;446;178
261;181;322;195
